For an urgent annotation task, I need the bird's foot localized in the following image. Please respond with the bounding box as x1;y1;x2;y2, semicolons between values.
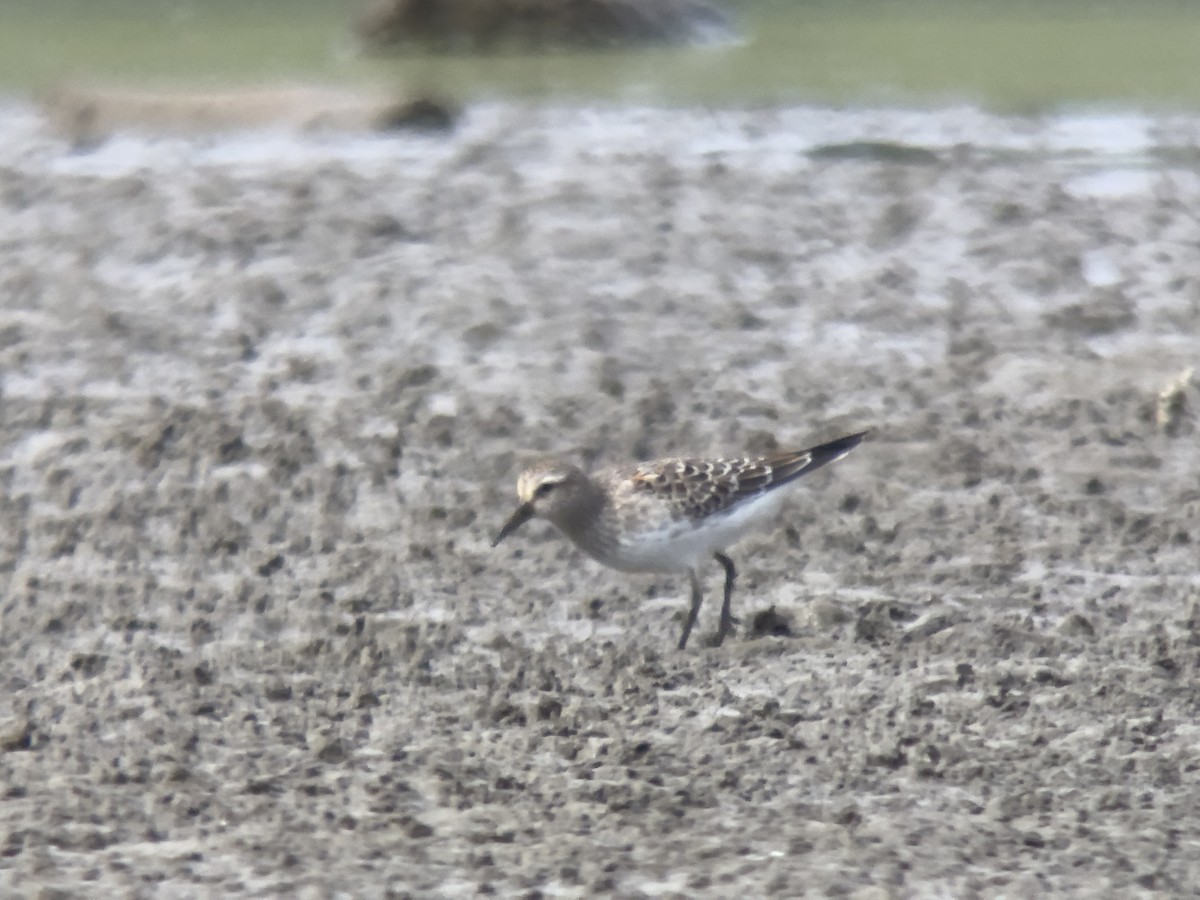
713;615;739;646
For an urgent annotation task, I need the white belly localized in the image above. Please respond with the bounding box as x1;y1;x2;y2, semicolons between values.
595;489;789;574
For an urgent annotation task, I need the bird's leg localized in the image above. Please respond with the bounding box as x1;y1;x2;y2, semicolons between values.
679;569;704;650
714;552;737;645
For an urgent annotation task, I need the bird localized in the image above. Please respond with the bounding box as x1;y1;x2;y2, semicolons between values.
493;430;867;649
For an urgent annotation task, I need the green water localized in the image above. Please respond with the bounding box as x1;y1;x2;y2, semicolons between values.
3;0;1199;110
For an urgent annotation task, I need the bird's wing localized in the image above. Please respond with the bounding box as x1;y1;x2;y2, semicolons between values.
627;431;867;520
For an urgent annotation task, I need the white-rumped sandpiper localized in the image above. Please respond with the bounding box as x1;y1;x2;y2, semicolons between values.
494;431;867;649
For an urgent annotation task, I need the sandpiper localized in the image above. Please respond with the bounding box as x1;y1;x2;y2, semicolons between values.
493;430;867;649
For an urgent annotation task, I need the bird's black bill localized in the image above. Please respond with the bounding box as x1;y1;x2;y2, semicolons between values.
493;502;535;547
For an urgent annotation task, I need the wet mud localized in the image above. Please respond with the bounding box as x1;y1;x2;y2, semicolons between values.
1;102;1199;896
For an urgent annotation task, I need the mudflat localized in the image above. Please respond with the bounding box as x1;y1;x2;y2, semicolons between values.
1;101;1198;896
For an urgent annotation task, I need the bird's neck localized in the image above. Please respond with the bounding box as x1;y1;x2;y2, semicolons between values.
552;481;614;558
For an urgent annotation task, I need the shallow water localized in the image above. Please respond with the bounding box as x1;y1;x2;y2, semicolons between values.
4;0;1200;109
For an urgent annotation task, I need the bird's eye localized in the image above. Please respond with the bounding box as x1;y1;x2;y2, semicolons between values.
534;482;556;499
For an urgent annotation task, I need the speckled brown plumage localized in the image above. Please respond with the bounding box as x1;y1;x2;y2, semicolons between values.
628;449;832;520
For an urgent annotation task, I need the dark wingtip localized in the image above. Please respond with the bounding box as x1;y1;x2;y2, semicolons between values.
828;429;870;452
811;429;869;464
764;429;869;487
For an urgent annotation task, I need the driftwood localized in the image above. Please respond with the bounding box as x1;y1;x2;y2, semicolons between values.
41;85;457;145
357;0;733;51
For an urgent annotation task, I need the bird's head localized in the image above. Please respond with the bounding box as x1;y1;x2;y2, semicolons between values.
493;460;590;546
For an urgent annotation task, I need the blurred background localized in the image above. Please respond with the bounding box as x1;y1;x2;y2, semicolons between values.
3;0;1199;111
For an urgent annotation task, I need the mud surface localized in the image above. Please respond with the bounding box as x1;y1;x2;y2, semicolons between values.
2;101;1199;897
